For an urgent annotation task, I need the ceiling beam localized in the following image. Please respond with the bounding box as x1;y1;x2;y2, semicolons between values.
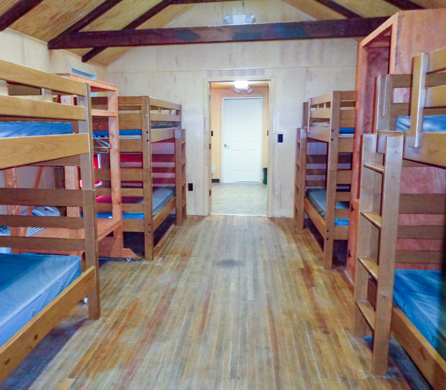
82;0;176;62
314;0;361;18
382;0;423;9
48;17;388;53
81;0;235;63
48;0;125;49
0;0;43;31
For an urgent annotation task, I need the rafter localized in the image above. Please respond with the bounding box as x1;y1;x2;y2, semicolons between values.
48;0;125;49
47;17;388;56
79;0;246;62
0;0;43;31
383;0;423;9
314;0;361;18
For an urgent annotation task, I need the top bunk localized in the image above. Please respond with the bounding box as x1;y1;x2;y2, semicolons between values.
306;90;356;143
117;96;182;143
375;46;446;167
0;61;91;168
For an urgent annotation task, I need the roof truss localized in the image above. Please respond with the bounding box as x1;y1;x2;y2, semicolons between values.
314;0;361;18
0;0;43;31
382;0;423;9
48;17;388;58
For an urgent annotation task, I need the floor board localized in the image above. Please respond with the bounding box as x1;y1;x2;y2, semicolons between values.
1;216;429;389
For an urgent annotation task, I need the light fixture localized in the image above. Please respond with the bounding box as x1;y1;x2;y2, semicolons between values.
234;80;249;90
224;14;255;25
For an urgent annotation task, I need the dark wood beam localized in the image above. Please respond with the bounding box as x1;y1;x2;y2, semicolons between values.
314;0;361;18
0;0;43;31
47;17;388;53
383;0;423;9
81;0;176;62
48;0;125;49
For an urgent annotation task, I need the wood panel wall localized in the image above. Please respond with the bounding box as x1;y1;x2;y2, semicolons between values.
107;39;358;216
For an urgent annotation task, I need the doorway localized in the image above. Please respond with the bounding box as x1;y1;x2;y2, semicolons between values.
209;81;269;216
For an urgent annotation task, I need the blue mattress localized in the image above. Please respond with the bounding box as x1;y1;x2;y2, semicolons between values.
94;130;141;137
97;187;175;220
340;127;354;134
0;253;81;347
0;122;72;138
307;188;349;226
394;270;446;360
395;116;446;133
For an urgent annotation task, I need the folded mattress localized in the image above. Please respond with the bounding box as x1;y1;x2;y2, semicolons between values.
0;253;81;347
393;270;446;360
395;116;446;133
97;187;175;220
306;188;349;226
0;122;72;137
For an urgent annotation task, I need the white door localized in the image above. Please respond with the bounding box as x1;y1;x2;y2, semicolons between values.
222;98;263;183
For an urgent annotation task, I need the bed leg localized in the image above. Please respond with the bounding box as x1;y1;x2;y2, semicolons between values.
323;235;334;270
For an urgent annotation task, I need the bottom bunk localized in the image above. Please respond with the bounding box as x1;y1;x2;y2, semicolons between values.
393;270;446;361
97;186;175;224
0;253;82;347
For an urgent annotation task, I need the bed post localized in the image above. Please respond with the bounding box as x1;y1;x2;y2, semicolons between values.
142;96;154;260
175;128;186;226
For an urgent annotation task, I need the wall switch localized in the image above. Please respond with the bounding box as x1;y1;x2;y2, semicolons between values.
278;134;283;143
188;183;194;191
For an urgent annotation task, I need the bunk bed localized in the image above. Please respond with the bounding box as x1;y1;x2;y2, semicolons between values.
353;47;446;389
95;96;186;260
55;74;135;259
295;91;355;269
0;61;100;383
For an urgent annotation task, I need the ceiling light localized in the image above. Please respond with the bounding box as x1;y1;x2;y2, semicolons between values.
225;15;255;25
234;80;249;90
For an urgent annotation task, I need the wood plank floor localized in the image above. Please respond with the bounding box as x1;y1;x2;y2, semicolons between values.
1;216;429;389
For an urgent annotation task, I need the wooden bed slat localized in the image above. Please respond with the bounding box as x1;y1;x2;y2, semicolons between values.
392;307;446;390
426;85;446;108
119;113;142;130
151;128;176;143
0;95;86;120
0;188;84;207
150;112;181;122
0;134;89;169
0;236;86;251
395;250;445;263
150;98;181;111
399;194;446;214
119;139;143;152
0;215;84;229
397;225;446;239
0;61;86;96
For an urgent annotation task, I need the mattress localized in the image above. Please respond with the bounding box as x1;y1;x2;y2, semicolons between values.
340;127;354;135
395;115;446;133
393;270;446;360
97;187;175;220
0;122;72;138
306;188;349;226
0;253;81;347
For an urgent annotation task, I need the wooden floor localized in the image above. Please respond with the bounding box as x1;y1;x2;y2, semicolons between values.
1;216;429;390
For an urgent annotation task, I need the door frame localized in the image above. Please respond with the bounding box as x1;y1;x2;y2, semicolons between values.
203;76;275;217
221;96;263;183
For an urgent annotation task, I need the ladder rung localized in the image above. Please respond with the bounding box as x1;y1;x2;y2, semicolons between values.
361;211;382;229
363;163;385;174
356;299;376;331
358;256;379;280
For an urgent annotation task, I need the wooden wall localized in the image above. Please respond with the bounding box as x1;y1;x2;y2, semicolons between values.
107;38;357;216
210;85;269;182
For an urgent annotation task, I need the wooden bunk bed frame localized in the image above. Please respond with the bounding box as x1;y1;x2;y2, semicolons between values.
353;47;446;389
0;62;99;382
55;74;135;259
96;96;186;260
296;91;355;269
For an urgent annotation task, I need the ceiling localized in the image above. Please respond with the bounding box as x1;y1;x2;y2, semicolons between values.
1;0;445;66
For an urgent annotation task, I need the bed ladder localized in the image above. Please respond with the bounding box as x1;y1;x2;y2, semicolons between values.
353;133;403;376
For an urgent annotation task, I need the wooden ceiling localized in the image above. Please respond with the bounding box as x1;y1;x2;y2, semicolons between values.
1;0;445;66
